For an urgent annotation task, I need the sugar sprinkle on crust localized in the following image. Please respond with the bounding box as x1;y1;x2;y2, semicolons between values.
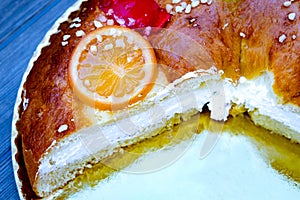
185;4;192;13
288;12;296;21
239;32;246;38
283;1;292;7
166;4;173;13
175;5;184;13
98;14;107;23
166;0;212;15
191;0;200;8
90;45;97;53
57;124;68;133
172;0;181;3
107;8;114;16
107;19;114;26
93;20;103;28
279;34;287;43
76;30;86;37
63;34;71;41
70;23;81;28
72;17;81;23
189;18;196;23
61;41;68;46
222;22;229;30
180;2;187;9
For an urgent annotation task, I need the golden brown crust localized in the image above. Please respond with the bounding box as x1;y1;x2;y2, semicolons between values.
17;0;300;194
156;0;300;104
153;1;242;81
18;0;103;187
237;0;300;105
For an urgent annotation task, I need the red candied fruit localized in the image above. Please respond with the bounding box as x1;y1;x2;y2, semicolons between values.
100;0;171;28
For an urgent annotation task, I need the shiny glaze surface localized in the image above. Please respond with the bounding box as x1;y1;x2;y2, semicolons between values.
155;0;300;105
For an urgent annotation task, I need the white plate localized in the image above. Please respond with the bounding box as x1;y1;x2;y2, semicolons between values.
70;131;300;200
63;113;300;200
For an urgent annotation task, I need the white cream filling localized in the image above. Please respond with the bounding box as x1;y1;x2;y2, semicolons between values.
38;70;300;196
39;68;220;174
37;68;224;194
225;72;300;141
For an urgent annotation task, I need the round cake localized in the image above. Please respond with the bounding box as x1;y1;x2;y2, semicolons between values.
12;0;300;198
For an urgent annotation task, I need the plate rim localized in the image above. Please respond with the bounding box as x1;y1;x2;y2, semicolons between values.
10;0;85;199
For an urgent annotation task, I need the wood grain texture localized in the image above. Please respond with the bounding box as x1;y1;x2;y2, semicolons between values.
0;0;77;199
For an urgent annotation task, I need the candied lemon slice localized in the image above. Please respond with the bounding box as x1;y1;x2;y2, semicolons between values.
69;26;157;110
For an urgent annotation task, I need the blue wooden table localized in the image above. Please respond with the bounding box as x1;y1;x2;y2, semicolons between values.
0;1;77;198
